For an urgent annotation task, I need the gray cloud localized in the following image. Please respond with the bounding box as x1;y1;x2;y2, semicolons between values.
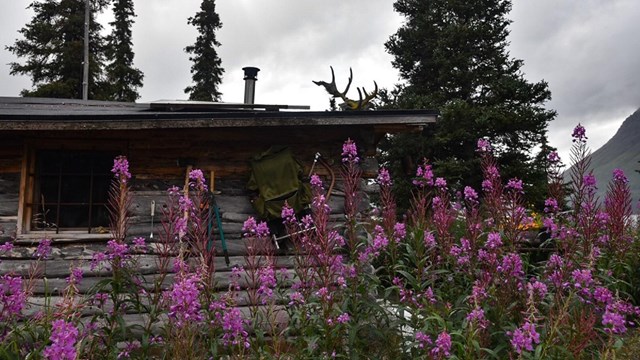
509;0;640;160
1;1;639;161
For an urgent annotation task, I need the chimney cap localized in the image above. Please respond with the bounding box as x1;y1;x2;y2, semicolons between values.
242;67;260;80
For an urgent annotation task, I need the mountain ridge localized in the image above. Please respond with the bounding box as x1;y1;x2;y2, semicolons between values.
580;108;640;206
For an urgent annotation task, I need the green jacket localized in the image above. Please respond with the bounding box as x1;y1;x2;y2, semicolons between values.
247;146;312;221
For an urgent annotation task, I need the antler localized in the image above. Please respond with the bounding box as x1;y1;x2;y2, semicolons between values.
355;81;378;110
312;66;353;102
313;66;377;110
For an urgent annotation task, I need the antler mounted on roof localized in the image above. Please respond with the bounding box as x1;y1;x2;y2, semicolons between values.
313;66;378;110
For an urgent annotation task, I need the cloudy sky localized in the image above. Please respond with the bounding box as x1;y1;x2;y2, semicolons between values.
1;0;639;163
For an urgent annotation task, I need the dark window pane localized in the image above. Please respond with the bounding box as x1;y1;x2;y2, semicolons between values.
58;205;89;228
92;205;110;228
61;153;92;173
37;175;60;205
34;150;116;231
32;205;58;230
59;175;91;203
93;175;112;201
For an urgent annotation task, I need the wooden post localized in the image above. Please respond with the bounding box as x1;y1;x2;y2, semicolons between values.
179;165;192;244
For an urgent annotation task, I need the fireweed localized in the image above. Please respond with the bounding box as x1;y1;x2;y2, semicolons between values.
1;130;640;358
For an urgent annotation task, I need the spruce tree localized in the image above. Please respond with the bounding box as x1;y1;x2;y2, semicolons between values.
7;0;111;99
184;0;224;102
383;0;556;209
104;0;143;102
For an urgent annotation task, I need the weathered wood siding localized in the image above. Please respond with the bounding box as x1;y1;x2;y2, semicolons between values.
0;126;376;318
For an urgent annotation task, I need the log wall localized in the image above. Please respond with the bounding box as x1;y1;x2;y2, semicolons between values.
0;126;377;320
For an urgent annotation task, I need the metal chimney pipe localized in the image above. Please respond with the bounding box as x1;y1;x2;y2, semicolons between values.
242;67;260;104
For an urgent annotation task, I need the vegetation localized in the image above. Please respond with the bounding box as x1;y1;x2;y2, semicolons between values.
7;0;143;101
104;0;144;102
1;126;639;358
6;0;111;99
184;0;224;102
381;0;557;211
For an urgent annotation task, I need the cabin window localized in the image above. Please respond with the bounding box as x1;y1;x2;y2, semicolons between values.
28;150;115;233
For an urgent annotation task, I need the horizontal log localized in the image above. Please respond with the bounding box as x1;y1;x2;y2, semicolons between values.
1;254;299;278
25;265;299;296
23;290;264;317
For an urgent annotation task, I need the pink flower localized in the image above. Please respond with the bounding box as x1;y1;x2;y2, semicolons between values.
43;320;78;360
281;203;296;224
466;307;489;329
132;237;147;252
242;217;270;238
65;267;83;285
506;178;523;193
90;252;107;271
485;232;502;250
424;232;436;248
431;331;451;357
527;279;548;299
571;269;593;297
0;242;13;253
221;307;250;348
509;321;540;354
111;155;131;181
547;151;561;164
612;168;628;183
413;161;434;187
377;167;392;187
544;198;558;213
341;138;359;163
0;275;26;321
415;331;432;349
393;222;406;243
117;341;140;359
257;265;277;304
106;239;129;260
602;307;626;334
336;313;350;324
165;273;203;327
310;174;323;188
288;291;305;306
572;123;587;143
497;253;524;279
593;287;614;306
463;186;478;203
583;174;597;188
34;238;52;260
477;138;492;153
188;169;208;191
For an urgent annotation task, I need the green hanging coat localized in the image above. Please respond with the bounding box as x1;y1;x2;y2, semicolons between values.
247;146;312;220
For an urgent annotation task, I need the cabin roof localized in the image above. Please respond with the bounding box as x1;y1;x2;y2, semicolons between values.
0;97;437;131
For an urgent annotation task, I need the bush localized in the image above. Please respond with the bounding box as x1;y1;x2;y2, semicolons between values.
1;127;638;359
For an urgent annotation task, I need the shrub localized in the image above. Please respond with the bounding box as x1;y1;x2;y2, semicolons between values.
0;125;638;359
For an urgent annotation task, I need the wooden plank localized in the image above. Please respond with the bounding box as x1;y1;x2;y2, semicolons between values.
25;265;298;295
16;144;28;234
0;254;299;278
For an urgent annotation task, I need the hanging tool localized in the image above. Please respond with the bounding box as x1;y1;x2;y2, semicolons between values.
206;170;229;266
150;200;155;239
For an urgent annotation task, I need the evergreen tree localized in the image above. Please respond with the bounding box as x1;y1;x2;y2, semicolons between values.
104;0;143;102
7;0;111;99
383;0;556;209
184;0;224;102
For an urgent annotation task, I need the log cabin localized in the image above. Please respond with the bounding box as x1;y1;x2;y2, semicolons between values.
0;95;437;320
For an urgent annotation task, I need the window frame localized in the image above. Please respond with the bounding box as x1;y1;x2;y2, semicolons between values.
17;140;127;235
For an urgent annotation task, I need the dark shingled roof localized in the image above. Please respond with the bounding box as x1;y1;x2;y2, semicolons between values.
0;97;438;131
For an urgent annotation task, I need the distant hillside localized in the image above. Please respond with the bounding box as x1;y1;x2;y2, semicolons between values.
577;108;640;205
